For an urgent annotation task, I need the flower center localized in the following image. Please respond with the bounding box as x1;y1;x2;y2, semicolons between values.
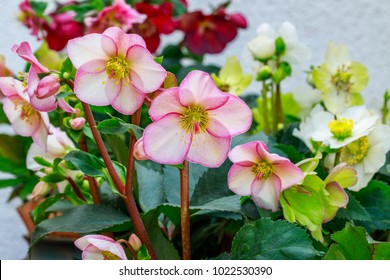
340;136;369;165
180;106;209;134
101;250;121;260
19;102;38;124
328;118;354;140
251;161;273;179
105;56;130;81
332;65;352;93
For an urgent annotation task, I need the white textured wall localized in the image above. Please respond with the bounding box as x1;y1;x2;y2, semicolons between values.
1;0;390;259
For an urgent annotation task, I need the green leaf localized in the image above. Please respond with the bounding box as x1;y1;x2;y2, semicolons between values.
56;91;74;99
231;218;318;260
64;150;105;177
30;1;48;14
373;243;390;260
336;191;371;221
33;156;52;167
324;222;373;260
104;134;129;165
142;209;180;260
272;62;292;84
97;118;143;139
41;173;66;183
30;204;132;251
32;195;61;225
0;177;27;188
353;180;390;232
275;36;286;56
154;56;164;64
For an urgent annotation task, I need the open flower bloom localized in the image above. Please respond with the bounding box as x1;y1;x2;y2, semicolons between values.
291;85;321;117
294;105;378;150
67;26;167;115
85;0;146;34
143;70;252;167
0;77;50;150
228;141;304;212
74;235;127;260
12;42;74;113
312;41;368;114
211;56;252;96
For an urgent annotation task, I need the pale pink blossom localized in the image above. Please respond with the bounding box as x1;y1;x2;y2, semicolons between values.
69;117;86;130
12;42;74;113
143;70;252;167
67;26;166;115
0;77;50;150
74;235;127;260
85;0;146;33
228;141;304;212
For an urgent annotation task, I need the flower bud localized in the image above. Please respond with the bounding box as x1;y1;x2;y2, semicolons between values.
128;234;142;252
69;117;86;130
133;138;148;161
36;74;60;99
256;65;272;81
31;181;51;201
247;36;276;61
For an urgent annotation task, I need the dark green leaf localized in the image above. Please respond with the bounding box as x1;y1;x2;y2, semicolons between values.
336;191;371;221
105;134;129;165
41;173;67;183
97;118;143;139
30;1;48;14
0;177;27;188
154;56;164;64
32;196;61;225
56;91;74;99
373;243;390;260
33;156;52;167
231;218;318;260
64;150;105;177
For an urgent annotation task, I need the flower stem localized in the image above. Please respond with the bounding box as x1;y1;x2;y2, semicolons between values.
271;84;278;134
117;239;138;260
180;160;191;260
66;176;86;201
81;102;156;259
79;135;101;204
382;89;389;124
276;82;284;125
261;81;270;135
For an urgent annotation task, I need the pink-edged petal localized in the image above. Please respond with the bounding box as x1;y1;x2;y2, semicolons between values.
228;164;255;196
74;67;110;106
12;113;40;137
0;77;23;97
126;45;167;93
186;132;231;168
3;98;22;123
143;113;191;165
106;80;145;115
272;160;304;190
58;99;76;113
149;87;185;121
256;141;287;163
251;174;282;212
67;34;108;68
12;42;48;72
134;137;149;161
30;94;57;112
179;70;229;110
77;59;107;74
87;238;127;260
101;34;118;57
32;119;49;151
27;65;40;98
82;248;104;260
228;141;260;164
207;94;252;137
103;27;146;56
74;235;115;250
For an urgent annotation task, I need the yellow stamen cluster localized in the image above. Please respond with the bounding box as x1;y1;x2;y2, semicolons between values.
180;106;209;134
340;136;369;165
20;102;38;124
101;250;121;260
105;56;130;81
251;161;273;179
332;65;353;93
328;118;354;140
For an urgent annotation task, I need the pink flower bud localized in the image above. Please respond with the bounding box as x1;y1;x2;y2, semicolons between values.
36;74;60;99
128;233;142;252
32;181;51;201
134;137;149;161
69;117;86;130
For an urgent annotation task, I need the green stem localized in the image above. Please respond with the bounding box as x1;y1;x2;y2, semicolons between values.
271;83;278;134
261;81;270;135
381;89;389;124
180;161;191;260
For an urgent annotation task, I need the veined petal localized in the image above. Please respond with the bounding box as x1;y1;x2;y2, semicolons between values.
228;164;255;196
107;80;145;115
12;112;40;137
74;66;110;106
219;56;243;85
207;94;252;137
251;174;281;212
186;131;231;168
77;59;107;74
103;27;146;56
3;97;24;123
272;161;304;190
228;141;260;164
149;87;185;121
67;34;108;68
101;34;118;57
179;70;229;110
58;99;76;113
143;113;191;165
126;45;167;93
88;238;127;260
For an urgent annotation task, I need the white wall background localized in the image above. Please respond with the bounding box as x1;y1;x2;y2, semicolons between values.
1;0;390;259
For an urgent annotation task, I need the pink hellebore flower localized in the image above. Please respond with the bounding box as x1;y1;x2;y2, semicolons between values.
67;27;167;115
74;235;127;260
143;70;252;168
12;42;74;113
0;77;50;150
228;141;304;212
69;117;86;130
85;0;146;33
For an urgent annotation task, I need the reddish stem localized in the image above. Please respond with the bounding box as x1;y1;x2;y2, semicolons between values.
180;161;191;260
67;176;86;201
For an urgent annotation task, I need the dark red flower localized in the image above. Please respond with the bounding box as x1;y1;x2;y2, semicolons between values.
132;2;178;53
42;12;84;51
180;8;247;55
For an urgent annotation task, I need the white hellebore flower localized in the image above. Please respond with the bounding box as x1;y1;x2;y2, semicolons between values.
292;85;322;117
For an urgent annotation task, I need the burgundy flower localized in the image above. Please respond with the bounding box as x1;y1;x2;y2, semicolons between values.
42;12;84;51
180;7;247;55
132;2;178;53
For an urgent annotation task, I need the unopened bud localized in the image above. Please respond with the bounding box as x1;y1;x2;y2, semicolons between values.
133;138;148;161
128;234;142;252
257;65;272;81
69;117;86;130
36;74;60;99
32;181;51;201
